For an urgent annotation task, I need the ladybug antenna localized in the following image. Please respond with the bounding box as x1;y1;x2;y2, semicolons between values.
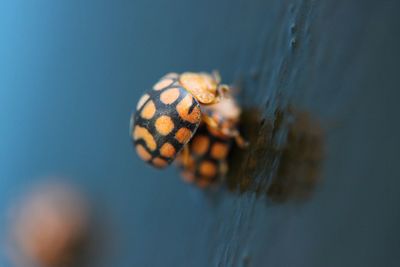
212;70;221;84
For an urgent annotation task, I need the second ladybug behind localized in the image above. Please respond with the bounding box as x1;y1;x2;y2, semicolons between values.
176;93;244;188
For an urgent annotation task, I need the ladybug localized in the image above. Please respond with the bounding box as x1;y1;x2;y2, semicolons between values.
176;95;246;187
176;125;231;188
200;94;247;147
130;72;230;168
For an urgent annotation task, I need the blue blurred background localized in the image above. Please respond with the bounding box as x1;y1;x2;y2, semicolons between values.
1;0;400;266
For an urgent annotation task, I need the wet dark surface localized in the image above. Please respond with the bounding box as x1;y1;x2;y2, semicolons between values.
227;107;323;201
1;0;400;266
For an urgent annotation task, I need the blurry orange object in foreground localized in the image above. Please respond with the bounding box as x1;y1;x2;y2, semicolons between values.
11;182;90;267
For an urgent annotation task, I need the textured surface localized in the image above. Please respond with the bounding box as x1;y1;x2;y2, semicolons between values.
1;0;400;266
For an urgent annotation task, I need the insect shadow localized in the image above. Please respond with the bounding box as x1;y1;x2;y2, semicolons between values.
226;106;324;203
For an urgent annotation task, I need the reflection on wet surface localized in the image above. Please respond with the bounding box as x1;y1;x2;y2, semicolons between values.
227;107;324;202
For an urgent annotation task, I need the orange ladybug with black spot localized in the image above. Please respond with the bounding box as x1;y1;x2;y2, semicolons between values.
130;71;245;169
176;94;246;187
176;125;231;188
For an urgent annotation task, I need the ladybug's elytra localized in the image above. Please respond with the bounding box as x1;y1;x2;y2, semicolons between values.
131;73;201;168
130;71;245;169
176;125;231;188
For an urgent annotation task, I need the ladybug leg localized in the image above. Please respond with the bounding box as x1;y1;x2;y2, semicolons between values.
209;84;230;104
202;115;219;129
221;128;249;148
218;84;230;95
232;130;249;148
211;70;231;103
202;116;248;148
212;70;221;84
